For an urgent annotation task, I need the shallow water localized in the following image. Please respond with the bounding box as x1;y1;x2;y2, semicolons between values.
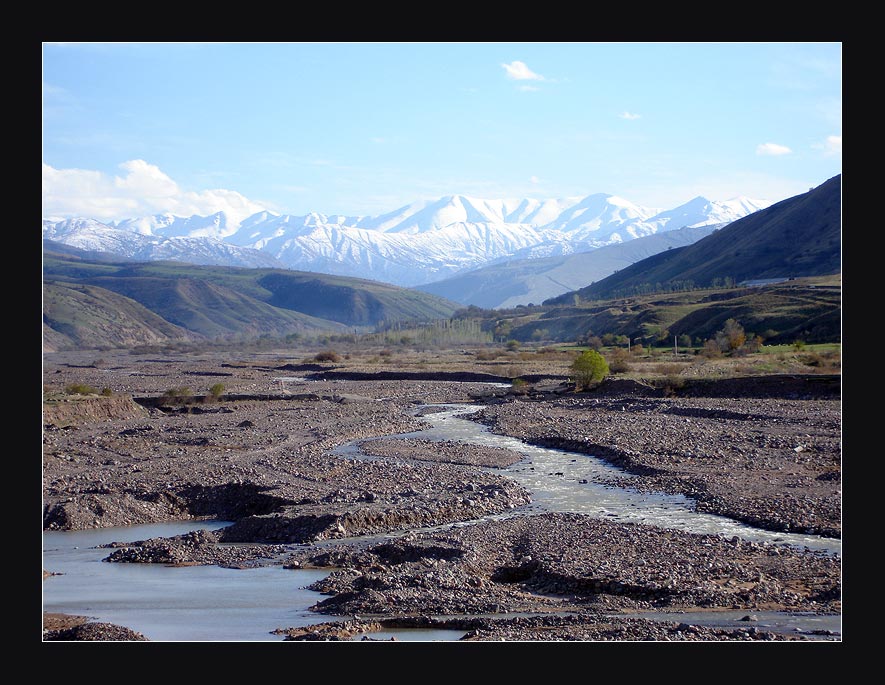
399;404;841;556
43;521;330;641
43;401;840;641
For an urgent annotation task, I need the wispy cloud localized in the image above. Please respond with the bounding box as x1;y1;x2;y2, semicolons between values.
756;142;792;156
619;111;641;120
42;159;265;225
518;85;540;92
530;175;541;185
813;134;842;157
501;60;544;81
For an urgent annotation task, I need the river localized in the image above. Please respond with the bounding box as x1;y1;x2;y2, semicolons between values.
43;401;840;641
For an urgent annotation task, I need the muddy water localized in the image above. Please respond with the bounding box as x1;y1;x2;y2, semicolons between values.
42;521;332;641
43;399;840;641
396;404;841;556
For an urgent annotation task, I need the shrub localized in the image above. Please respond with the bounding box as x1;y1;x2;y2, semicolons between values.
715;318;746;353
701;340;722;358
65;383;98;396
314;350;341;363
505;339;521;351
571;350;610;390
742;335;764;353
162;387;193;404
510;377;529;395
100;387;114;397
654;375;686;396
585;335;603;351
607;348;632;374
208;383;225;400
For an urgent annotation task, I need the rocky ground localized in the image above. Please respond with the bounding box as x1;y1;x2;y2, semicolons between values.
42;349;841;642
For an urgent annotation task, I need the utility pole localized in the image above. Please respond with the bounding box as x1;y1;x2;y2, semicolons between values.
674;335;677;357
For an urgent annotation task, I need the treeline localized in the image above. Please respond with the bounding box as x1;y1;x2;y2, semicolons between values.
599;277;738;300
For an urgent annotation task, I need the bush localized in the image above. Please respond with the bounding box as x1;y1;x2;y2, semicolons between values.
654;363;682;376
208;383;225;400
607;348;631;374
654;375;686;396
585;335;603;351
314;350;341;363
715;318;746;353
505;340;521;351
701;340;722;358
571;350;610;390
100;388;114;397
162;387;193;404
510;377;529;395
65;383;98;395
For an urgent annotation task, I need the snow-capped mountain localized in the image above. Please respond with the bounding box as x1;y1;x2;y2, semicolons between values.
42;192;771;287
43;218;286;268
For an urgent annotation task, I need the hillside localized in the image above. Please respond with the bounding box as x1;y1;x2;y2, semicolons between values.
491;275;841;346
43;247;459;350
42;282;194;352
417;225;719;309
548;175;841;303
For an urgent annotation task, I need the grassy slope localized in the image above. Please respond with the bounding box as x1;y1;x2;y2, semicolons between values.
505;275;841;345
550;175;841;303
43;252;460;345
42;281;194;350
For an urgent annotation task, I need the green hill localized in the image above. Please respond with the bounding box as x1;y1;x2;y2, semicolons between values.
43;282;194;352
43;248;460;350
496;274;840;346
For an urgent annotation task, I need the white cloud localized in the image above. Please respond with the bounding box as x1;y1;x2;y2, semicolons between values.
518;85;540;92
42;160;266;227
530;175;541;184
816;134;842;157
756;142;792;156
501;60;544;81
619;111;641;120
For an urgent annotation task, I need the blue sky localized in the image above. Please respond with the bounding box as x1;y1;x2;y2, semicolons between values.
42;42;842;222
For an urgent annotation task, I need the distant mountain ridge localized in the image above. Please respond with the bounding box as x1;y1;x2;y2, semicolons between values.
547;175;842;304
416;224;721;309
43;190;771;287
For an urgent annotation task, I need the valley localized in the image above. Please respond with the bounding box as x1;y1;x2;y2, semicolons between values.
42;345;841;641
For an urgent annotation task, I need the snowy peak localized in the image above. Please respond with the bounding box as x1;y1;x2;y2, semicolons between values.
647;196;772;232
378;195;509;234
547;193;657;238
43;188;771;288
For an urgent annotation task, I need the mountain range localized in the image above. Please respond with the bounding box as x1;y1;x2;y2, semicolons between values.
548;175;842;303
43;192;771;290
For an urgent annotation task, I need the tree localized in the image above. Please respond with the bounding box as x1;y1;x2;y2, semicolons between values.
715;318;746;353
570;350;610;390
585;335;603;351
